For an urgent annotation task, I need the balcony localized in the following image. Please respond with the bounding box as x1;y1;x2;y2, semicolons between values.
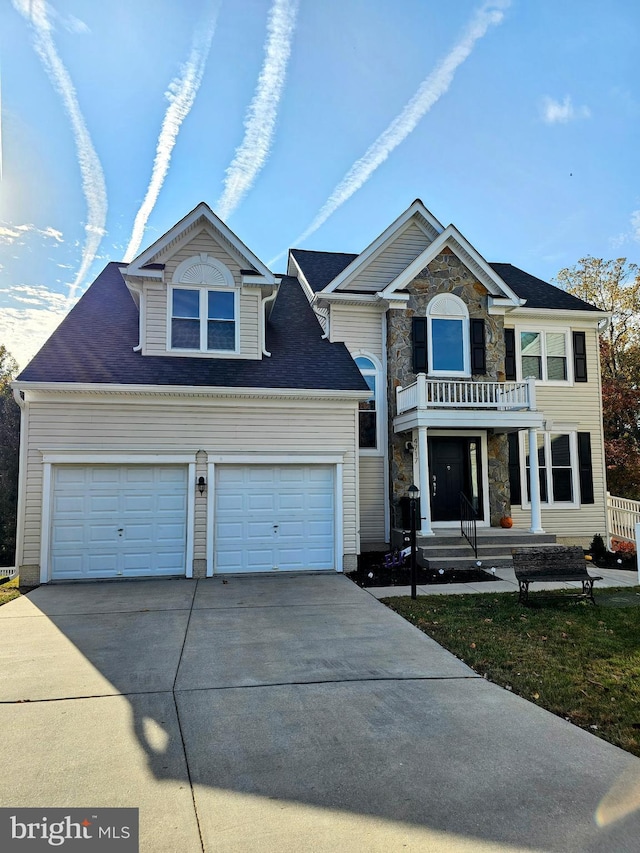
394;374;542;431
397;375;536;414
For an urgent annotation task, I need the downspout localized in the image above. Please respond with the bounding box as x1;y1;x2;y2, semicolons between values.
127;280;144;352
12;387;27;574
316;303;330;340
262;287;279;357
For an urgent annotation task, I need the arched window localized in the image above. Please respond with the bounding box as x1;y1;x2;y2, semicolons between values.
426;294;470;376
355;356;378;450
169;254;237;352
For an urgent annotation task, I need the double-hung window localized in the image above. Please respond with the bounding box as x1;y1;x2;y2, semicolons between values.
519;330;568;382
171;287;237;352
524;432;578;506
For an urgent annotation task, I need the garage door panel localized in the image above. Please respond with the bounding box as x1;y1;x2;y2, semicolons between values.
87;524;119;545
246;549;275;571
54;495;85;514
278;494;304;510
88;495;119;514
247;494;275;512
90;469;120;485
156;523;186;543
52;524;87;546
51;465;188;580
157;494;187;513
308;494;333;511
124;467;155;484
215;465;335;574
122;494;154;513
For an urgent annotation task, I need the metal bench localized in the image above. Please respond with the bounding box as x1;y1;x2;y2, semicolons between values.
512;546;602;604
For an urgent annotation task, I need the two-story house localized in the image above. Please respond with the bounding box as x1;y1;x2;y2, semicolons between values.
12;200;607;586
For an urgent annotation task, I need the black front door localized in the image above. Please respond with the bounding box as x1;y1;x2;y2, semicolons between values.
429;437;483;521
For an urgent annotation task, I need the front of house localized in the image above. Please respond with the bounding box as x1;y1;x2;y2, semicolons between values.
13;200;607;585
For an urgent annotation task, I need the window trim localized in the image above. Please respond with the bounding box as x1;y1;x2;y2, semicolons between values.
519;431;580;509
426;295;470;378
354;352;383;456
514;326;573;386
168;285;239;354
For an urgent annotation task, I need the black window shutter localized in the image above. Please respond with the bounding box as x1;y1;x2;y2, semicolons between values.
504;328;516;380
508;432;521;505
470;318;486;374
573;331;588;382
578;432;594;504
412;317;428;373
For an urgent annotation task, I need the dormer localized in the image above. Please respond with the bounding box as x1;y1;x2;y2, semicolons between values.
122;202;277;360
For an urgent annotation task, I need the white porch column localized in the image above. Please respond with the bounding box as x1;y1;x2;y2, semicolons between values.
528;427;545;533
417;426;434;536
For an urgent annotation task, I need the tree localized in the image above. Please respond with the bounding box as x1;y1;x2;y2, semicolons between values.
0;346;20;566
556;257;640;499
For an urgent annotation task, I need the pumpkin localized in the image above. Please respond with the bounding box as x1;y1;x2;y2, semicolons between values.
500;516;513;529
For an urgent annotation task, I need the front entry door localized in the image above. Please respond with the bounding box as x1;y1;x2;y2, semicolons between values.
429;437;483;522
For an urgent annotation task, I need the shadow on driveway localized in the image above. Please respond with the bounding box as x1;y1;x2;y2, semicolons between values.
1;573;640;852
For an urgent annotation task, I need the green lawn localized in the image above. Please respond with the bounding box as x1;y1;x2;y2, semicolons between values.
0;575;20;607
383;587;640;757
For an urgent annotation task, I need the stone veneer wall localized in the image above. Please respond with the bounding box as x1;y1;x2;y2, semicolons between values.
387;248;510;524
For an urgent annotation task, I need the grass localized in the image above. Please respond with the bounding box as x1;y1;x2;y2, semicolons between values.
383;587;640;757
0;575;21;607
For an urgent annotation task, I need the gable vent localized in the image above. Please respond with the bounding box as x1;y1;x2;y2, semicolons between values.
180;263;228;286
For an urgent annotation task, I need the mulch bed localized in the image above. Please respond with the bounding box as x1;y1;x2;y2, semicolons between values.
347;551;500;588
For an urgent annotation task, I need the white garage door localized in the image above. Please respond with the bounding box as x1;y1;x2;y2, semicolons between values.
215;465;335;573
50;465;188;580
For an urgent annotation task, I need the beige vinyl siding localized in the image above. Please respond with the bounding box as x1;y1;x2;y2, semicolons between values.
338;222;432;292
359;456;386;543
330;304;384;359
160;227;243;283
143;226;262;359
20;395;359;569
510;326;607;540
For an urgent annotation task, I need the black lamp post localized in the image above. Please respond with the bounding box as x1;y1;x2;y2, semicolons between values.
408;484;420;600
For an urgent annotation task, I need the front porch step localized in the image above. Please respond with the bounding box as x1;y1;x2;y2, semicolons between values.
412;530;558;571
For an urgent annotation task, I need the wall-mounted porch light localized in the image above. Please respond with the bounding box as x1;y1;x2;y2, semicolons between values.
197;476;207;496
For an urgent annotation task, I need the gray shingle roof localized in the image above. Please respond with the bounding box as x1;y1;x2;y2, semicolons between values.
290;249;358;292
17;264;369;392
489;263;601;312
292;249;600;312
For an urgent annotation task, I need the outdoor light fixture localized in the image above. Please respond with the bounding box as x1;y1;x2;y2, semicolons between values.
197;476;207;496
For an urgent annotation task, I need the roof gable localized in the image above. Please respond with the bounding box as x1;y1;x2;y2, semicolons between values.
322;199;443;293
123;202;275;284
379;225;524;305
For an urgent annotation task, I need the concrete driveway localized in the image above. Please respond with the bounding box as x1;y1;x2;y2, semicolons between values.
1;574;639;852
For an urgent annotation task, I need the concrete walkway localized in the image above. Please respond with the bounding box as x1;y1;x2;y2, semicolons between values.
1;574;639;852
367;564;639;599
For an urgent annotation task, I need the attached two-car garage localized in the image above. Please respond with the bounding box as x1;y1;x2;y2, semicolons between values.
46;461;339;581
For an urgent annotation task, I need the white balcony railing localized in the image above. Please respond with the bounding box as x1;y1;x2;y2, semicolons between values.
607;492;640;546
396;374;536;414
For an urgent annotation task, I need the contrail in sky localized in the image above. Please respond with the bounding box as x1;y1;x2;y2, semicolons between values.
269;0;510;265
124;0;221;262
12;0;107;301
216;0;299;221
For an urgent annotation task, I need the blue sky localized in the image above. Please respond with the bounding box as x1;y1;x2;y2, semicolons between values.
1;0;638;368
